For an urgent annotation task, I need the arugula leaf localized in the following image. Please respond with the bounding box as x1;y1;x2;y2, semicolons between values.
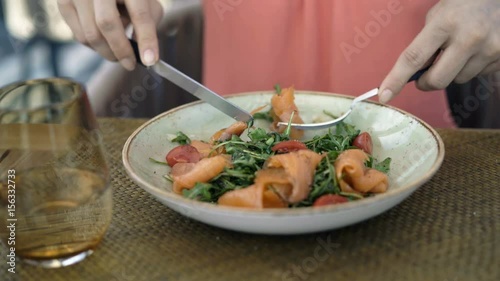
246;118;254;128
177;119;378;205
293;151;341;207
339;191;364;199
283;111;295;138
184;127;289;202
253;111;274;122
374;157;392;173
149;157;169;166
335;121;360;142
305;129;352;153
274;84;282;94
248;128;269;141
183;182;214;202
366;156;391;173
322;110;338;119
163;174;173;182
365;156;374;168
171;131;191;145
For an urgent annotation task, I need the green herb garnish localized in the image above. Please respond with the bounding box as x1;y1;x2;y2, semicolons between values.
171;131;191;145
365;156;391;173
335;121;360;141
183;182;214;202
149;157;169;166
374;157;392;173
155;122;390;205
274;84;282;94
168;127;290;203
322;110;338;119
253;111;274;122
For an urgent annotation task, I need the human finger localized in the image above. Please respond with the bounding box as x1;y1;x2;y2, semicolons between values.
479;59;500;75
416;45;471;90
453;55;492;84
378;23;448;103
57;0;85;43
73;0;116;60
124;0;160;66
94;0;136;70
149;0;164;25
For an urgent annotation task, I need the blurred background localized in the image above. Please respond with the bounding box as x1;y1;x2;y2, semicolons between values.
0;0;101;86
0;0;498;127
0;0;202;118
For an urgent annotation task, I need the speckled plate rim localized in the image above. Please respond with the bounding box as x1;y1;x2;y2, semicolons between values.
122;91;445;217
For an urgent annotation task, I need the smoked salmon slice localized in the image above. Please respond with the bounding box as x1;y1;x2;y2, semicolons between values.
172;155;231;193
334;149;388;194
270;86;304;139
210;121;248;143
218;149;323;208
265;149;323;203
190;140;213;159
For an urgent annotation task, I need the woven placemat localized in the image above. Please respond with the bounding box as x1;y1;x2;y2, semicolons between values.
1;119;499;281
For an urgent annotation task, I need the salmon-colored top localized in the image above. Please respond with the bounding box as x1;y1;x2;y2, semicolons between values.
203;0;455;128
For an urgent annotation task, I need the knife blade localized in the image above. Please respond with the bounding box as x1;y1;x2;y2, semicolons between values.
129;39;254;124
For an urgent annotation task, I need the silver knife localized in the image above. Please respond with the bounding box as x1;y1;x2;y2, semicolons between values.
129;39;254;124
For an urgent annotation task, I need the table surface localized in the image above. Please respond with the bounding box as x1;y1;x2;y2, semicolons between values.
1;118;499;281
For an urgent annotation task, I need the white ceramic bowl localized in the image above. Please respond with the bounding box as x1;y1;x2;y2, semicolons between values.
122;91;444;235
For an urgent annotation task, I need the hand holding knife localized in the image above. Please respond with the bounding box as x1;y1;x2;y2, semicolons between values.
128;39;254;124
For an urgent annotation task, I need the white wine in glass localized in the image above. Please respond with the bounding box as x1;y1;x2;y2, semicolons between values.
0;78;112;268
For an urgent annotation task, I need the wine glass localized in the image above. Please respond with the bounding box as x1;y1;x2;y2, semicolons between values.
0;78;112;268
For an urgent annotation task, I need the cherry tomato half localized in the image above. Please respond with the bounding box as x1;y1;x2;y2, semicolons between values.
352;132;373;154
166;145;201;167
313;194;349;207
271;140;308;154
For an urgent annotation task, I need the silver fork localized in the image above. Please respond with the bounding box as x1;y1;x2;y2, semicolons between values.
277;67;430;130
